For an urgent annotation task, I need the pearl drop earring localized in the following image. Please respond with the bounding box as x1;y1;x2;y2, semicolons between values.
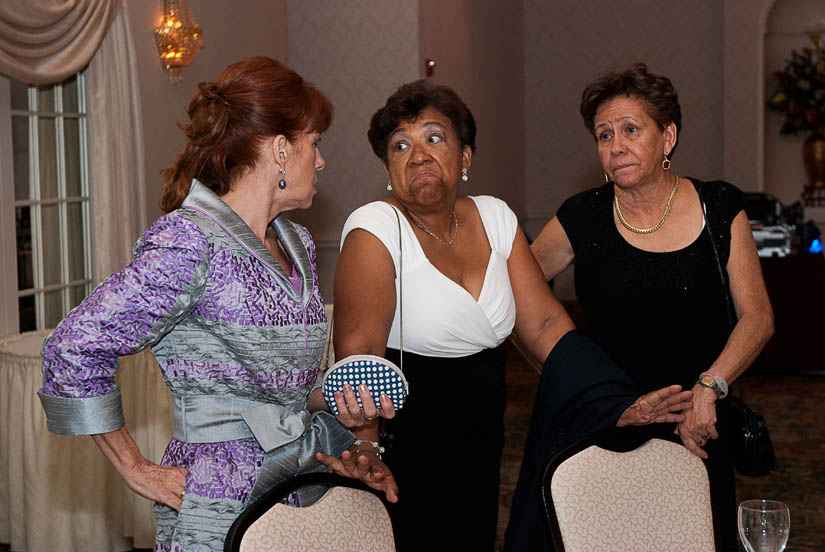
278;167;287;189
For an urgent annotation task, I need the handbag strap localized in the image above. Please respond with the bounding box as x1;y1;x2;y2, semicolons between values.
699;182;746;399
392;206;404;372
699;183;735;332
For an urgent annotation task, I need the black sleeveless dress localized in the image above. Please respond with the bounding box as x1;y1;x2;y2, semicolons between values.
555;177;744;552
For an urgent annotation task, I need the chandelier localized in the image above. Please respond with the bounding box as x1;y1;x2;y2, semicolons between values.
153;0;205;84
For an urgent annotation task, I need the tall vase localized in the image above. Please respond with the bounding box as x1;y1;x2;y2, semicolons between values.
802;134;825;206
803;133;825;189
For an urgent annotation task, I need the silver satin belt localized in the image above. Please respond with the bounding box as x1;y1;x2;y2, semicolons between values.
171;394;354;507
172;394;307;452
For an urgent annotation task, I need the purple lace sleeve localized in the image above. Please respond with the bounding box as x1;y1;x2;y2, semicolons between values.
38;211;210;434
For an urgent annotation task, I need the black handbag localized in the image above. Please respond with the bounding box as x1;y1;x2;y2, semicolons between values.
700;183;776;476
727;395;776;476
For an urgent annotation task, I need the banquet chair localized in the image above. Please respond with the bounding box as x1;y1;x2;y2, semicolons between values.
542;432;715;552
224;471;397;552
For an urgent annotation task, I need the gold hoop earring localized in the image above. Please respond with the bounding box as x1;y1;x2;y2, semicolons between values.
604;172;610;183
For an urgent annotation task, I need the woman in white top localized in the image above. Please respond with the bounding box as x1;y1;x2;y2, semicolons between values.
324;80;693;551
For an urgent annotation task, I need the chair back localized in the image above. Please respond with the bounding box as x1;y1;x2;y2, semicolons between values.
225;472;396;552
542;434;714;551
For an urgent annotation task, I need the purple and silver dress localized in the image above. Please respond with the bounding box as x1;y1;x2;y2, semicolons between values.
38;180;352;552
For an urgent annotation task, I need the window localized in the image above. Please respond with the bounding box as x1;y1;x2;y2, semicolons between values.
0;73;92;334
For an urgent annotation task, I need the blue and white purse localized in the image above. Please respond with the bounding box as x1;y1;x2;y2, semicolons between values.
323;206;410;415
322;354;409;414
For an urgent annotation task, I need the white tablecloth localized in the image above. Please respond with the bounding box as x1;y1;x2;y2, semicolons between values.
0;330;173;551
0;305;333;551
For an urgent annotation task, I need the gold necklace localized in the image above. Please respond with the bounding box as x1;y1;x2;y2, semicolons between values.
408;210;459;245
614;175;679;234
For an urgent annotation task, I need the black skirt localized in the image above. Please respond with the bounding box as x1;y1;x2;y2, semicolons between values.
382;346;506;552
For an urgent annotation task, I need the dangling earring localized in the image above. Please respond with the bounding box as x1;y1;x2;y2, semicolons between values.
386;180;393;191
461;168;469;182
604;172;610;183
662;153;671;171
278;166;287;189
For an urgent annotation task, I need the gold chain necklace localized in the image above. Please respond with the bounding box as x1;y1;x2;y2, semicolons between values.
614;175;680;234
408;210;459;245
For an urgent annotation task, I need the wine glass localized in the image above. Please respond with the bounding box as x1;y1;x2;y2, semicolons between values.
738;499;790;552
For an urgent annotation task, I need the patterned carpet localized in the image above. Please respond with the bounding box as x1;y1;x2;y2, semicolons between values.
497;341;825;552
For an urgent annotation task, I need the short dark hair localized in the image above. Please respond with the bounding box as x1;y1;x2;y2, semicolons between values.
580;63;682;157
368;80;476;164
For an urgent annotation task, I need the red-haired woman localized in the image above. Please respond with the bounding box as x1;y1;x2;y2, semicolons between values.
38;57;395;551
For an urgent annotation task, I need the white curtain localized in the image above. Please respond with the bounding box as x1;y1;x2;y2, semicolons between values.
87;0;148;282
0;0;121;85
88;5;154;545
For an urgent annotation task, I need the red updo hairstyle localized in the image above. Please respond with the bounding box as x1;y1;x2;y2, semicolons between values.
160;56;333;212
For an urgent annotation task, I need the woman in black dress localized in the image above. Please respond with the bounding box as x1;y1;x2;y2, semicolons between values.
515;63;774;552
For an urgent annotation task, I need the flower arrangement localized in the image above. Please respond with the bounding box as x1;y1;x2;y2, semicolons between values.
766;33;825;137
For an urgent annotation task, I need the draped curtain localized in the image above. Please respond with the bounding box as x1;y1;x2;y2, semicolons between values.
0;0;148;282
0;0;121;85
1;0;153;548
87;1;148;282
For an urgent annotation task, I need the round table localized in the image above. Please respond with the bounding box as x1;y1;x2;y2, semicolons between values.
0;330;173;551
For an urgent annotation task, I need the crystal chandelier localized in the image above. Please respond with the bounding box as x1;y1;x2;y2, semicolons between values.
153;0;205;84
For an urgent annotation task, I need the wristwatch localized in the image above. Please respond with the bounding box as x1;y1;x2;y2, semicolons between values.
697;372;728;399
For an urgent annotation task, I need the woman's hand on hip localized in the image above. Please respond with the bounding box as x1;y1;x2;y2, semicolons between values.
124;457;188;512
333;383;396;428
316;448;399;503
91;427;187;512
616;384;693;427
675;384;719;459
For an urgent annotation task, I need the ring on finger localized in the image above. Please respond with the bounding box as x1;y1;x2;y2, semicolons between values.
364;414;377;421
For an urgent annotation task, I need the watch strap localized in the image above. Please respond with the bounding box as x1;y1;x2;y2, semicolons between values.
698;372;728;398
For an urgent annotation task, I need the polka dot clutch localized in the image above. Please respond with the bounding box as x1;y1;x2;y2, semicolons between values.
322;354;409;415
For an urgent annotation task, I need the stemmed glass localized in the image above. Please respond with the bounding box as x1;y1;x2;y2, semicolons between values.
738;500;790;552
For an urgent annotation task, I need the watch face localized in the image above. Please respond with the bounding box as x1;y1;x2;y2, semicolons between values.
700;375;717;387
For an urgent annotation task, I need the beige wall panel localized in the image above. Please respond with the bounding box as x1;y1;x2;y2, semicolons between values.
287;0;419;300
418;0;526;221
722;0;770;195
